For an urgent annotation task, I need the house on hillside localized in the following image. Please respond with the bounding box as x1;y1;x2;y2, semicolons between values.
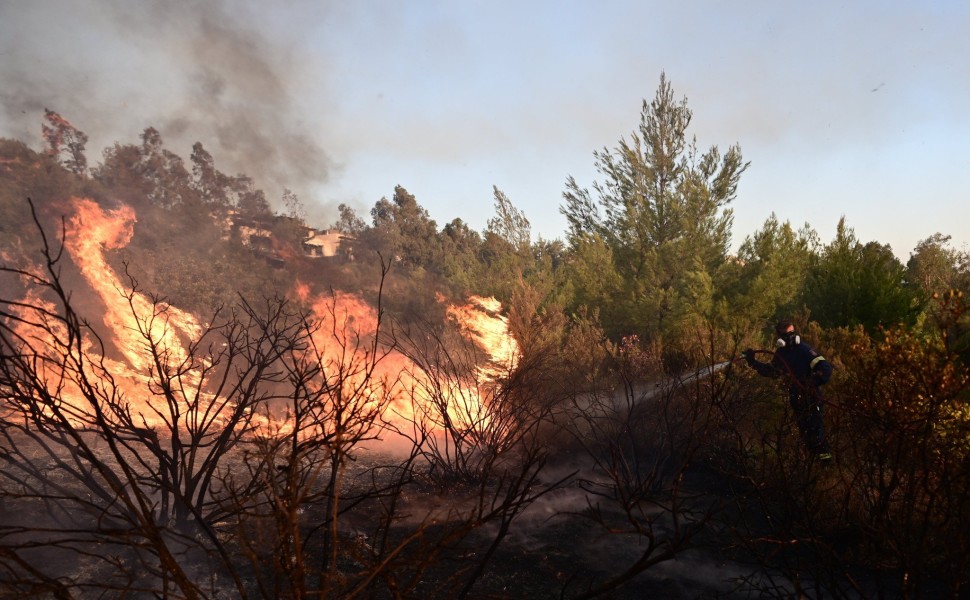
223;209;355;263
303;229;354;260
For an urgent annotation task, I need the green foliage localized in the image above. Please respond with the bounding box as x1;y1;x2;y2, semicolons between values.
269;214;309;255
507;277;568;360
907;234;970;336
486;186;531;251
666;260;715;341
559;233;625;335
438;217;484;293
613;333;663;384
474;189;566;306
364;185;441;270
3;102;964;379
806;217;921;331
7;103;970;598
731;213;817;324
907;233;970;297
561;72;749;344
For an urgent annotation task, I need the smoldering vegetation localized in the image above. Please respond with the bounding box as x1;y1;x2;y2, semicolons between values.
0;210;703;598
2;207;969;599
2;78;970;597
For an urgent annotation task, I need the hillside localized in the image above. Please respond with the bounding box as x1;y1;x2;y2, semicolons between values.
2;105;970;598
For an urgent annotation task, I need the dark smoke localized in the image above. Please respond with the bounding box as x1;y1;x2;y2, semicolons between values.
0;0;333;216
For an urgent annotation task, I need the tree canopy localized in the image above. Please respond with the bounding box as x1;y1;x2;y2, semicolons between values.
561;72;748;342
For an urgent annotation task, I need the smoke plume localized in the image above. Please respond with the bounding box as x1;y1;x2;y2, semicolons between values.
0;0;333;216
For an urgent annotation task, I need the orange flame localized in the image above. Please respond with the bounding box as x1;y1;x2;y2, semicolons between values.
67;198;202;372
9;199;521;434
447;296;518;376
295;289;520;431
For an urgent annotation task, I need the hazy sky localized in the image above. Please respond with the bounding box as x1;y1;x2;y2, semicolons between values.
2;0;968;259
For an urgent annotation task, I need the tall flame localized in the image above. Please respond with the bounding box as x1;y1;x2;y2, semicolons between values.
10;198;520;432
447;296;518;377
67;198;202;372
298;289;520;427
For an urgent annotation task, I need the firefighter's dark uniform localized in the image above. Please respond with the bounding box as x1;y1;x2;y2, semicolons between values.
745;328;833;460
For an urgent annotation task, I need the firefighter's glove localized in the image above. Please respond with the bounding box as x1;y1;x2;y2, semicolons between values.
742;348;756;367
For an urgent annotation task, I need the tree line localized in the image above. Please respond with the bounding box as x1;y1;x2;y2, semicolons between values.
17;74;970;363
1;72;969;598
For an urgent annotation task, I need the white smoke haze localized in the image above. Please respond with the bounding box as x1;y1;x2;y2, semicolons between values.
0;0;337;222
2;0;969;254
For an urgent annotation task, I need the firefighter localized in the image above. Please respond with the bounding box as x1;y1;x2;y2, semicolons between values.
743;319;834;462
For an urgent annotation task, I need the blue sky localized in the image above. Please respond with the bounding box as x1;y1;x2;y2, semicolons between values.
2;0;968;259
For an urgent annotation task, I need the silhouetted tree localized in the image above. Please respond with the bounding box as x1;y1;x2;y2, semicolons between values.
41;109;88;175
233;174;272;220
486;186;531;252
190;141;232;207
334;202;367;236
